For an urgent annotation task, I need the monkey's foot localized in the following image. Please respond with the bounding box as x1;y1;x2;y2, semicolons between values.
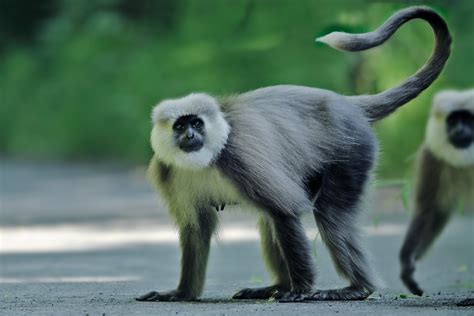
401;270;423;296
232;285;281;300
135;290;194;302
306;286;372;301
457;298;474;306
272;289;308;303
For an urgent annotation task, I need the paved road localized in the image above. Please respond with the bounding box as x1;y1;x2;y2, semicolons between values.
0;161;473;315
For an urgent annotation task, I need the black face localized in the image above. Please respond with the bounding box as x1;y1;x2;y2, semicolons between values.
446;110;474;149
173;115;205;152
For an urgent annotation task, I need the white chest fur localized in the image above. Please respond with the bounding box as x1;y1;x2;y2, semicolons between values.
163;167;244;225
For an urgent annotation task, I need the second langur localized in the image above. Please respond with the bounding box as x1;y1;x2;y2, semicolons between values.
400;89;474;296
136;7;451;303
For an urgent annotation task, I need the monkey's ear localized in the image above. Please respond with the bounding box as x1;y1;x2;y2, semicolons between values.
157;117;172;125
151;103;172;124
434;111;444;121
151;109;172;125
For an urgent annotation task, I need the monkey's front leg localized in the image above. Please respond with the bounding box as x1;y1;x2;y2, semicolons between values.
136;209;217;302
399;208;451;296
399;214;425;297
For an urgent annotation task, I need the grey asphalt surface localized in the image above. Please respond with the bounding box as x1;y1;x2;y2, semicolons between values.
0;161;473;315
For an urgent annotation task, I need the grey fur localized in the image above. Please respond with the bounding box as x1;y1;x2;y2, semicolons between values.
341;6;452;122
139;6;451;303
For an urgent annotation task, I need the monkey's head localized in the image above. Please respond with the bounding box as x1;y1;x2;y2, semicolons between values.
150;93;230;169
426;89;474;167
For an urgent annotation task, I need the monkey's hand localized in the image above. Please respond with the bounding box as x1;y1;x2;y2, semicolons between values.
135;290;195;302
401;266;424;296
233;285;281;300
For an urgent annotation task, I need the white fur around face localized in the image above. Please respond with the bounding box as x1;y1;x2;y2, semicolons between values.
426;116;474;167
432;89;474;115
426;90;474;167
150;93;231;169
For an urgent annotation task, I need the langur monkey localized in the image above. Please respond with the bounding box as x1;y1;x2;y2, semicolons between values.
400;89;474;296
136;7;451;302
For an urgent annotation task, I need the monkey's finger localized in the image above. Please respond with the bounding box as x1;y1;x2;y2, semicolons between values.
307;287;370;300
233;286;279;299
135;291;159;301
278;292;307;303
272;289;304;301
308;290;328;300
169;294;182;302
232;289;251;299
457;298;474;306
271;290;285;300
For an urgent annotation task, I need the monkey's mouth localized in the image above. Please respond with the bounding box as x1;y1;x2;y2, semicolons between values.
448;132;473;149
179;140;204;153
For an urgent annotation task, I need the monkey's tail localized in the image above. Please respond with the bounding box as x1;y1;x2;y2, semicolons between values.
317;6;452;122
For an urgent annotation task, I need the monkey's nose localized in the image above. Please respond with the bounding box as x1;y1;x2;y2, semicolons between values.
186;130;194;139
449;128;472;149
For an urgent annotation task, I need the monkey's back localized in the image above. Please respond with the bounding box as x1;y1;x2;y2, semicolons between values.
222;85;376;170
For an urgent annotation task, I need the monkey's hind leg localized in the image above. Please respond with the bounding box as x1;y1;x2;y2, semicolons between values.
233;215;292;300
308;162;376;301
399;209;451;296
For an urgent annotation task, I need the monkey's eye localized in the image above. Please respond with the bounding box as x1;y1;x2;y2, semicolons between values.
173;123;184;130
191;119;203;128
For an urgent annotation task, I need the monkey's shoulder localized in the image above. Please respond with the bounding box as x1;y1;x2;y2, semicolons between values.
148;155;173;186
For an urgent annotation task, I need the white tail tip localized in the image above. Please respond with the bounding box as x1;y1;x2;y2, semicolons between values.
316;32;348;51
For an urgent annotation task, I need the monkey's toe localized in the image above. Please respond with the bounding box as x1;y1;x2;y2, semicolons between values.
136;291;161;301
457;298;474;306
273;290;307;303
232;285;280;300
307;286;372;301
135;290;192;302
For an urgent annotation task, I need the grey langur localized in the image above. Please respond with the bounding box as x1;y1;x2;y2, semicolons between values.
136;6;451;303
400;89;474;296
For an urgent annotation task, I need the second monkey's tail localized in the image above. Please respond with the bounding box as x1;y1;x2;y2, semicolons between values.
318;6;451;122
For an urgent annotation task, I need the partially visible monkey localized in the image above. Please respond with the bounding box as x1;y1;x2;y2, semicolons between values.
400;89;474;296
136;7;451;303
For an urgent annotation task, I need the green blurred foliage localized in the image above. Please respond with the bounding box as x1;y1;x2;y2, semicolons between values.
1;0;472;178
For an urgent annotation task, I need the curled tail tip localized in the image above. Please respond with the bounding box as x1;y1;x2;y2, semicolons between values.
316;32;348;51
